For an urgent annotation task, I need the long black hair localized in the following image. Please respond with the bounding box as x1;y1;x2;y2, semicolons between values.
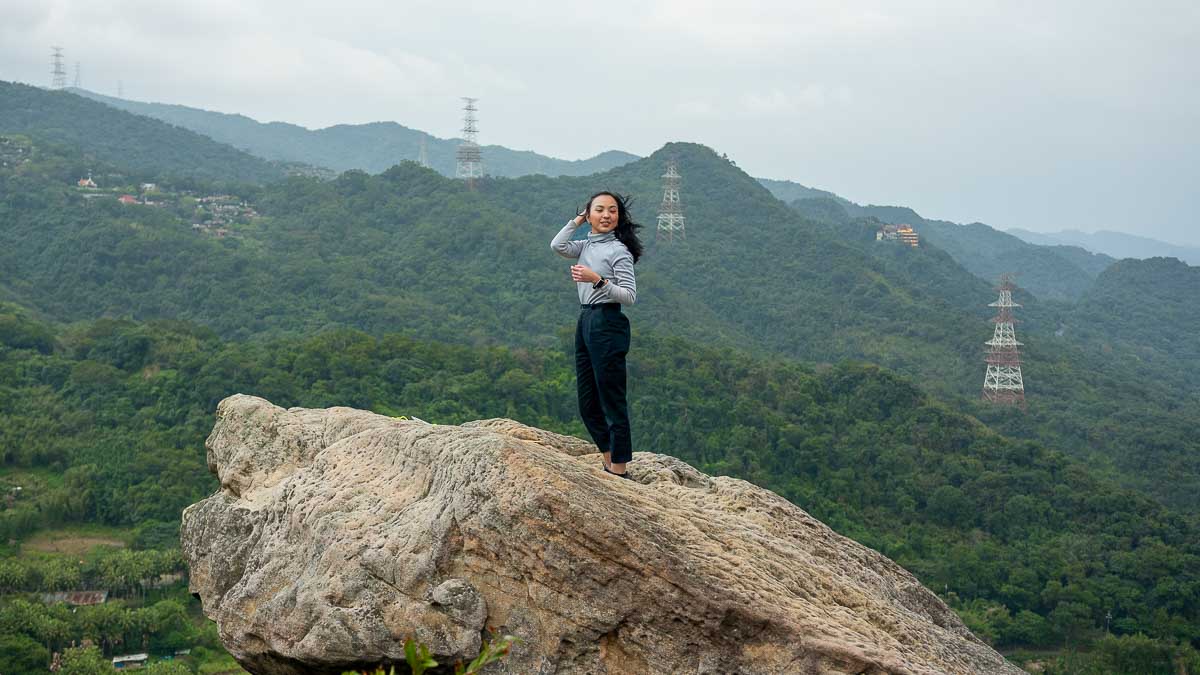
586;191;645;264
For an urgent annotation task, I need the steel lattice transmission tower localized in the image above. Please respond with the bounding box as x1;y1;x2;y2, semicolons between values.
455;97;483;188
50;47;67;89
656;159;686;243
417;136;430;169
982;275;1026;407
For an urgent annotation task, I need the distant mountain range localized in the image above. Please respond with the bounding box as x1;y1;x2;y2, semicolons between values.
759;178;1117;301
29;81;1194;278
68;88;639;178
5;78;1184;308
0;80;283;183
1008;228;1200;266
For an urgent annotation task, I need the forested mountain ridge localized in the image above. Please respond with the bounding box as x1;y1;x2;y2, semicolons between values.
3;138;1199;512
64;80;1125;304
68;87;640;178
0;81;284;185
1;139;990;372
1066;256;1200;377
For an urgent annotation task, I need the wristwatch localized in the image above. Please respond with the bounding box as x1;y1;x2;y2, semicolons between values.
592;276;608;289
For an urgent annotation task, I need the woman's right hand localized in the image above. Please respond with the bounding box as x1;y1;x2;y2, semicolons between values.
574;203;588;225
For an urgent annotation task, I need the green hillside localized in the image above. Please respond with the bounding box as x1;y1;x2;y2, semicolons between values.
3;138;1198;511
0;81;283;185
69;88;639;177
1045;241;1118;278
0;139;989;375
1067;257;1200;377
790;202;1200;509
1;308;1198;669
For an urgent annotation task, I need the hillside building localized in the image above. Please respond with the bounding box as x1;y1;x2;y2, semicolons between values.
876;223;919;247
112;653;149;669
42;590;108;606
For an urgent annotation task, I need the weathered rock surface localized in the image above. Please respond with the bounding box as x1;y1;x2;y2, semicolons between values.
182;394;1022;675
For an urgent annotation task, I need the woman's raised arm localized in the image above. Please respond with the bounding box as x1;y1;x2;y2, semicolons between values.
551;213;587;259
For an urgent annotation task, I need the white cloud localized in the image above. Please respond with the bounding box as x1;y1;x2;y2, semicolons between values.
0;0;1197;243
740;84;852;115
674;99;720;118
643;0;905;51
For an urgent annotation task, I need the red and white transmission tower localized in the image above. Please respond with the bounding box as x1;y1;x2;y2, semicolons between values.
982;275;1026;407
455;97;482;189
656;159;686;243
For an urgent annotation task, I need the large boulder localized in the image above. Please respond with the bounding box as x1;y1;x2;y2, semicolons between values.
181;394;1022;674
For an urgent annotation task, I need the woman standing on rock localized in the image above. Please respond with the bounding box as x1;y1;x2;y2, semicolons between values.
550;192;644;479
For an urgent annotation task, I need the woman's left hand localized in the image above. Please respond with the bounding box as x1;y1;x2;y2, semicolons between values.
571;265;601;284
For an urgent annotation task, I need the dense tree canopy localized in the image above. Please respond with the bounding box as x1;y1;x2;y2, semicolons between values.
2;313;1198;664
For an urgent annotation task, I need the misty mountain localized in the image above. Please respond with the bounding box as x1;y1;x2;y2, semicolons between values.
0;81;284;184
68;87;639;178
756;177;855;207
893;216;1112;302
1009;227;1200;266
763;178;1115;301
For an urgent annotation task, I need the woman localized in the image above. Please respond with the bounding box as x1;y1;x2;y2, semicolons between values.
550;191;644;479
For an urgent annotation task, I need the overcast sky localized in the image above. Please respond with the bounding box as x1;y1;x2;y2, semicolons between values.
2;0;1198;245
